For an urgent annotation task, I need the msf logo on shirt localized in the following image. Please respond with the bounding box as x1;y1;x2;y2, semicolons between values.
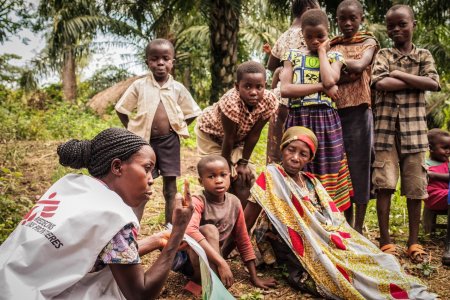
22;192;60;225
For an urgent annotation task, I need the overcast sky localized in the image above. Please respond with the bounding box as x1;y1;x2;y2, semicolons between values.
1;29;147;85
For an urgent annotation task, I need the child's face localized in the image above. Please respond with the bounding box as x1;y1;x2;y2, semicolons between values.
146;44;174;83
302;24;328;53
430;136;450;162
281;140;312;177
386;7;415;47
116;145;156;207
198;160;231;199
337;5;363;38
235;73;265;107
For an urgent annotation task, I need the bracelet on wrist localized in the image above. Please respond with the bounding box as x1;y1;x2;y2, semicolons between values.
237;158;249;165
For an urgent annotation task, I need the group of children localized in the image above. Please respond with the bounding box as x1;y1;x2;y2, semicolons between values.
115;0;446;295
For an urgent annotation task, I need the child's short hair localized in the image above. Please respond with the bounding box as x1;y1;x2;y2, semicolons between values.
301;8;329;29
428;128;450;148
197;155;229;177
337;0;363;15
387;4;415;20
236;61;266;83
292;0;319;18
145;38;175;60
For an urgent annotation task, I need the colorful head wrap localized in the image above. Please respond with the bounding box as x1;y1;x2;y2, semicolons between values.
280;126;318;159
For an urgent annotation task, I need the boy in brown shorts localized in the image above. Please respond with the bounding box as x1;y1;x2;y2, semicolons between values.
371;5;440;262
115;38;201;223
195;61;278;206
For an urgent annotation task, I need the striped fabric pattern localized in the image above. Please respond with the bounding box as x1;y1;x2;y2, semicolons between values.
286;105;352;210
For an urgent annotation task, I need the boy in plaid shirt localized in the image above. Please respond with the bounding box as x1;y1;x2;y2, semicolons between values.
371;4;440;263
195;61;278;207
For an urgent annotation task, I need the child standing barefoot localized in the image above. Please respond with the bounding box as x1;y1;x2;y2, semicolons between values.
182;155;277;292
330;0;379;233
371;5;440;262
115;39;201;223
280;9;352;211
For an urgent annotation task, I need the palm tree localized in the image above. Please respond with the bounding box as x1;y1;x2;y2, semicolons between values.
35;0;110;102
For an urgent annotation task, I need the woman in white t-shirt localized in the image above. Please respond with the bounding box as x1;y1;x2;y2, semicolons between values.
0;128;193;300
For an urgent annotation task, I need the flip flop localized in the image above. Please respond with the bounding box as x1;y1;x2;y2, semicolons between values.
380;243;400;256
183;280;202;297
406;244;427;264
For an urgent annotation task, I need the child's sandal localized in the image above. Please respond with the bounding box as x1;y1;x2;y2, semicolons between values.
380;243;400;257
406;244;427;264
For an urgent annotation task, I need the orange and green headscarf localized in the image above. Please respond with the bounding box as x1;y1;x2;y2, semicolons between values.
280;126;318;159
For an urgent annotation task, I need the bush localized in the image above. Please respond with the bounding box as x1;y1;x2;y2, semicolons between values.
0;84;121;141
0;195;32;244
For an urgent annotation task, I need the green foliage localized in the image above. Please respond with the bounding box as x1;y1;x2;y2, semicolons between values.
365;187;409;236
0;84;120;141
239;291;264;300
426;85;450;129
0;195;33;244
180;121;199;149
0;166;33;244
409;261;437;277
250;125;269;174
0;54;24;84
0;0;33;43
85;65;132;95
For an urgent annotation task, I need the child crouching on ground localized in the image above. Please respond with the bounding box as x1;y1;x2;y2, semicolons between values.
179;155;277;294
426;129;450;265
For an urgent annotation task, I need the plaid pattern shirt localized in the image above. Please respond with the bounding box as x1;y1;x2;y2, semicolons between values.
371;45;440;153
197;88;278;144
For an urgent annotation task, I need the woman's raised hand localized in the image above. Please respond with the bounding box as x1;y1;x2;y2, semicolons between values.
171;180;194;231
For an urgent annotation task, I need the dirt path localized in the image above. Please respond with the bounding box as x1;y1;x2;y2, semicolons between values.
3;141;450;299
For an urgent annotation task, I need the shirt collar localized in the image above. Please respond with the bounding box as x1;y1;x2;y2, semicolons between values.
147;72;173;89
391;44;420;63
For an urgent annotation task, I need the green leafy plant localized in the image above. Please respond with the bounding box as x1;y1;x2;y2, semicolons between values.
240;290;264;300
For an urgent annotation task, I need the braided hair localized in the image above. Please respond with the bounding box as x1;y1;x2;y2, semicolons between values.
57;128;148;178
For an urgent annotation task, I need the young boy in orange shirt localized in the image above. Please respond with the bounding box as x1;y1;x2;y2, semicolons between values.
181;155;277;293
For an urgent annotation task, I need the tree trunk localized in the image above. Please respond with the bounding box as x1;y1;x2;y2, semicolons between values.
62;49;77;102
209;0;240;104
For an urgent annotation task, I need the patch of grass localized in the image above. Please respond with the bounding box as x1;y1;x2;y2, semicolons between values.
0;195;33;243
250;124;269;174
180;121;198;149
239;291;264;300
141;212;166;232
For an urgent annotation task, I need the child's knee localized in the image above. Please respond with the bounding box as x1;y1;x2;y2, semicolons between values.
200;224;220;240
